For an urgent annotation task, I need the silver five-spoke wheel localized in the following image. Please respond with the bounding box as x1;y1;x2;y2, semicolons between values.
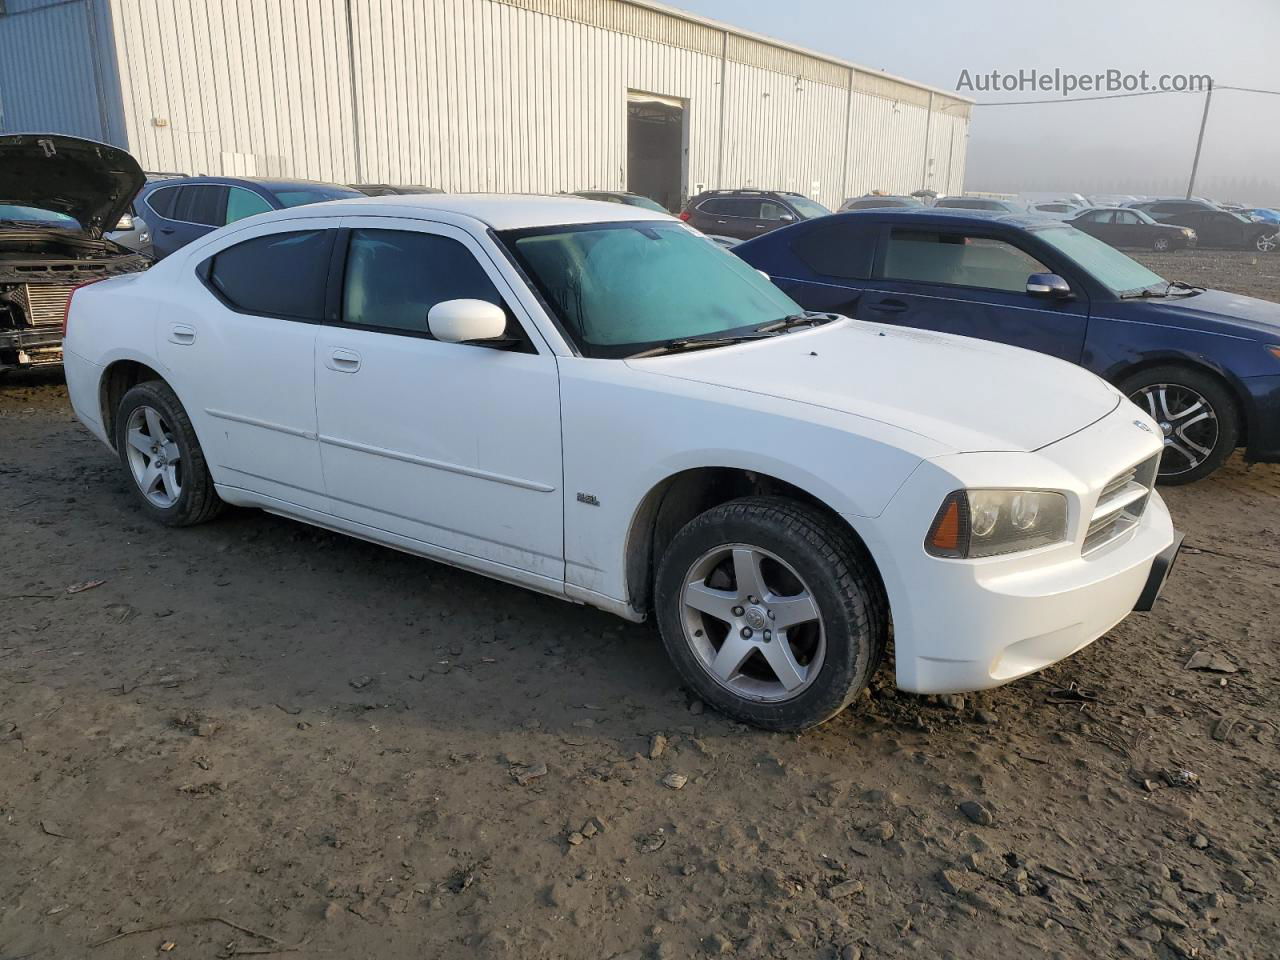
124;404;183;508
1131;383;1218;478
1257;232;1278;253
680;543;825;703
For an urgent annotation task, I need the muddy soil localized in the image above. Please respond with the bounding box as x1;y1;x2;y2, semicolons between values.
1;250;1277;960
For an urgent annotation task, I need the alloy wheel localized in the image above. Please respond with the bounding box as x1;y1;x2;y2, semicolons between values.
1131;383;1219;478
1153;237;1170;252
124;404;183;508
680;543;825;702
1257;232;1278;253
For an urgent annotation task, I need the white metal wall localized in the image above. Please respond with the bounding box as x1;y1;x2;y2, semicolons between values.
9;0;970;205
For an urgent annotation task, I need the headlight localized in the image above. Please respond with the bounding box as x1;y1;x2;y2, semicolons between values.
1182;228;1196;237
926;489;1069;559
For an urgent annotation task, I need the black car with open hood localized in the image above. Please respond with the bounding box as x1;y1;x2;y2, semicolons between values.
1;134;149;372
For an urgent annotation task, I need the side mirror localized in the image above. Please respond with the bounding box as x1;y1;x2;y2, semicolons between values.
777;213;796;223
115;213;135;231
428;299;507;344
1026;273;1072;298
756;269;771;282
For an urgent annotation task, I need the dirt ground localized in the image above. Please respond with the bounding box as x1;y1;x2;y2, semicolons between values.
2;249;1278;960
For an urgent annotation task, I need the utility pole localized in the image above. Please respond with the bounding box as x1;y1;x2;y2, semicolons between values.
1186;80;1213;200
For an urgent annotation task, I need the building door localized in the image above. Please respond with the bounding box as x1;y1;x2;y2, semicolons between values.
626;93;686;213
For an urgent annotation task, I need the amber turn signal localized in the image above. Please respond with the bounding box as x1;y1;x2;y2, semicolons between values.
926;491;969;558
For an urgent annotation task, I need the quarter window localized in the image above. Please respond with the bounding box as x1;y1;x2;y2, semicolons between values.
206;230;332;320
883;230;1049;293
340;229;512;337
145;186;179;218
171;185;229;226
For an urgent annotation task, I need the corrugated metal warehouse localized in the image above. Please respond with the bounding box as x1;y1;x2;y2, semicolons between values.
0;0;971;210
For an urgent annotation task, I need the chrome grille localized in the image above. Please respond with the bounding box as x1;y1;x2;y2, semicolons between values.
1083;454;1160;555
19;283;75;328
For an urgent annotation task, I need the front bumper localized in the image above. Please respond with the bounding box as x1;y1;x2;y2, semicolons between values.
0;326;63;368
1242;373;1280;463
855;404;1176;694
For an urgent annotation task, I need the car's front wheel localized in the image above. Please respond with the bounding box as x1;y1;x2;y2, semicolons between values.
1256;231;1278;253
654;496;886;731
114;379;223;525
1121;366;1240;484
1152;236;1171;252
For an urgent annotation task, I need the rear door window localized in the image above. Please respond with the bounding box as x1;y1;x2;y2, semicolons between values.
882;229;1048;293
145;186;179;219
172;185;229;226
206;230;333;320
790;221;877;279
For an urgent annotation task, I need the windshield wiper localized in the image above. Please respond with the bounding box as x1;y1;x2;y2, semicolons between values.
1163;279;1204;296
755;312;837;334
628;334;770;358
1118;287;1166;300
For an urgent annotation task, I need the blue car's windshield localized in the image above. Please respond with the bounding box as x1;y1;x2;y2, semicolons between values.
1034;225;1166;296
0;204;79;228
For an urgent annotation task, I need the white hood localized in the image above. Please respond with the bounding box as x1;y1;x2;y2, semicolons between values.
627;319;1119;454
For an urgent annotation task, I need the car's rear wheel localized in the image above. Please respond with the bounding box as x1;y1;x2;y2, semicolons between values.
1120;366;1240;485
1152;236;1171;252
654;496;886;731
1256;231;1278;253
115;380;223;525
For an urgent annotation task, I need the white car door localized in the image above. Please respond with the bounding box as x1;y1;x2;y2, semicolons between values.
313;217;564;584
157;222;333;512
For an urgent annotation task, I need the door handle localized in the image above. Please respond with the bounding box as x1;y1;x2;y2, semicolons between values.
869;298;909;314
168;323;196;345
715;219;727;224
326;348;361;373
159;227;175;234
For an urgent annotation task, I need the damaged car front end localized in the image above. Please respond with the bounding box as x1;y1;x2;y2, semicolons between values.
1;135;149;373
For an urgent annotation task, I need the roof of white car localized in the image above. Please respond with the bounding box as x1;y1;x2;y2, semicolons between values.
282;192;673;230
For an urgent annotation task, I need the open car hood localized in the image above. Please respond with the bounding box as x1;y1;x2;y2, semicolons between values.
0;134;145;238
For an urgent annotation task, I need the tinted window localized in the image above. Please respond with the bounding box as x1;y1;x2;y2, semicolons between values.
342;229;509;336
172;185;229;226
700;198;760;218
225;187;273;224
883;230;1048;292
145;186;179;218
790;221;877;280
208;230;332;320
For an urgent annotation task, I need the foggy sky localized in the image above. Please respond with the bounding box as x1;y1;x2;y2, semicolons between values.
668;0;1280;205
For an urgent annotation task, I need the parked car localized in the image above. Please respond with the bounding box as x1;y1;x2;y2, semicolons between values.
0;134;150;373
1027;201;1083;221
1242;208;1280;226
138;176;363;258
1170;209;1278;252
349;183;444;196
734;208;1280;483
1126;198;1221;221
571;190;669;213
1088;194;1141;208
838;195;922;211
62;194;1178;730
934;196;1026;213
104;204;153;256
680;189;830;241
1067;207;1196;251
1018;192;1088;209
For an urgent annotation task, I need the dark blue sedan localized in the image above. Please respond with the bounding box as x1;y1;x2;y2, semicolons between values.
735;209;1280;483
137;176;362;259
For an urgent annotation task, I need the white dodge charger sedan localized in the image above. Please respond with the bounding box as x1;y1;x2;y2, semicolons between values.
62;194;1180;730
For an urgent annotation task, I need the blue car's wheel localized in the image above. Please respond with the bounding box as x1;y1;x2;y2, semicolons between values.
1122;366;1240;485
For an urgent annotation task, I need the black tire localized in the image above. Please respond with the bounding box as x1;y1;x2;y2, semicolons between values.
1119;365;1240;485
1152;237;1171;252
114;379;223;526
654;496;887;731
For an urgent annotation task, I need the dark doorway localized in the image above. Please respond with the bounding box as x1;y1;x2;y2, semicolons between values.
627;95;686;213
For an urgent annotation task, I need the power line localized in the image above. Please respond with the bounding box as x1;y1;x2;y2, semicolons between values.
965;84;1280;107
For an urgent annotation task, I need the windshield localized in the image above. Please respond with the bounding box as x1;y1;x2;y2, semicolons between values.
0;203;79;228
501;221;803;357
273;186;363;208
787;196;831;219
1035;225;1165;295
